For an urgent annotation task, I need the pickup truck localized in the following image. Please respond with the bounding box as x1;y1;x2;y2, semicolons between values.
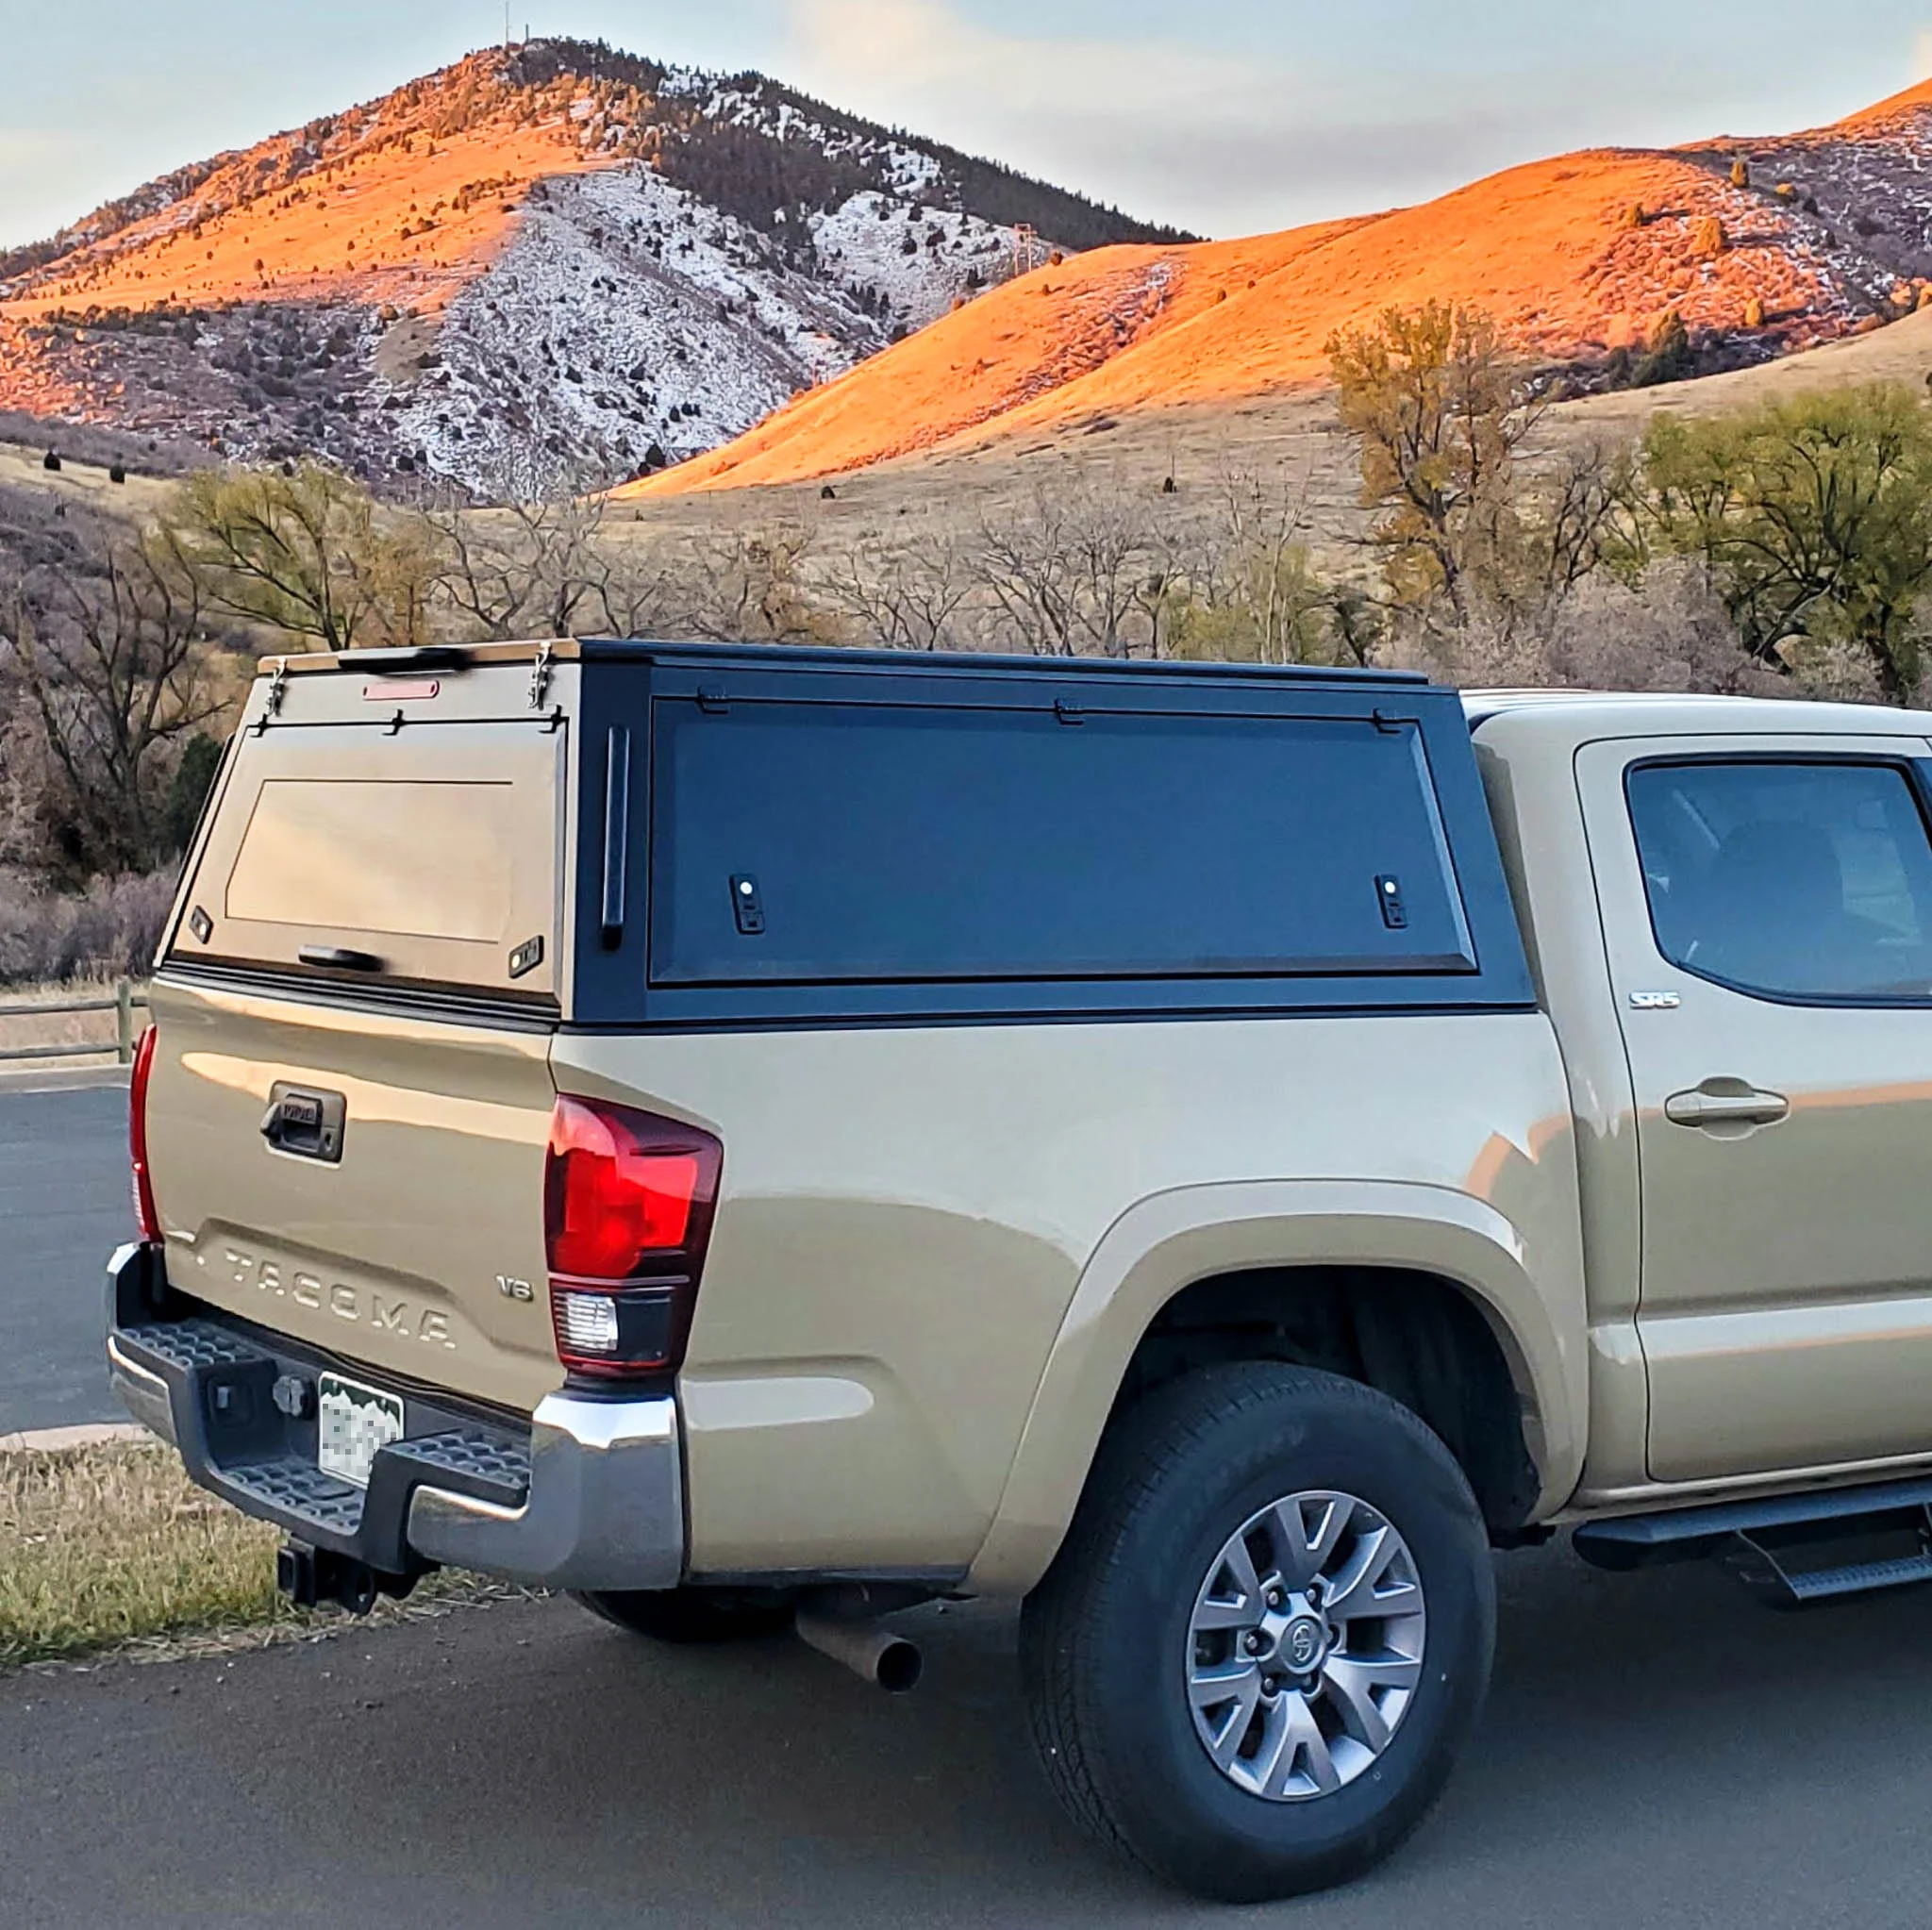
107;640;1932;1902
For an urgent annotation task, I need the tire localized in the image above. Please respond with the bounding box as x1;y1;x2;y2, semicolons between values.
571;1587;798;1646
1020;1363;1494;1903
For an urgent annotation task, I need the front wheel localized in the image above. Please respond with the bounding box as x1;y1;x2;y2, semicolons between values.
1020;1363;1494;1903
572;1587;797;1645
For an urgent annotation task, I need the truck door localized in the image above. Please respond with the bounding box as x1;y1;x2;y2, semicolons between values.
1576;734;1932;1484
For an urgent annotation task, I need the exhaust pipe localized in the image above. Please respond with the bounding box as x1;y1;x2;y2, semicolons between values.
796;1609;923;1692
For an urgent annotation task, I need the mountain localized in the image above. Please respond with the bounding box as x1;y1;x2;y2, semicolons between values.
0;40;1184;497
625;82;1932;498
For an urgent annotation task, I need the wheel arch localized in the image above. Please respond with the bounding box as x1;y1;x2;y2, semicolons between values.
967;1178;1588;1595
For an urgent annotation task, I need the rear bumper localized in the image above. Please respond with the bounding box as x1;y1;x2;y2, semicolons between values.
106;1242;685;1592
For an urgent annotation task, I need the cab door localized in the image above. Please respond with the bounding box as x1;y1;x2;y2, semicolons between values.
1576;734;1932;1484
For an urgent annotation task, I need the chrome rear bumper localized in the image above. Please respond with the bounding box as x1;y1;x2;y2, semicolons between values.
107;1241;685;1592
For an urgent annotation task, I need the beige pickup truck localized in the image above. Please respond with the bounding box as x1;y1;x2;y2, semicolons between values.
108;641;1932;1901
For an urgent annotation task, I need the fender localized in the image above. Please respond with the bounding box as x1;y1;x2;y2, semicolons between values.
966;1176;1589;1595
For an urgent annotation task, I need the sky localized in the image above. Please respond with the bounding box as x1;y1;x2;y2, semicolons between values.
3;1;1931;248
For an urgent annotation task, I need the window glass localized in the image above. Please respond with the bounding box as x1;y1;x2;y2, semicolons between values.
648;700;1475;986
1626;760;1932;1000
225;779;517;941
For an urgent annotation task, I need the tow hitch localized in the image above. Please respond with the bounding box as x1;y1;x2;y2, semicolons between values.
276;1540;418;1618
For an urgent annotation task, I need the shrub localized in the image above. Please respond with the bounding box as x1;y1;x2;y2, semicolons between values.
1632;310;1695;387
1621;202;1646;230
1693;214;1728;258
1743;295;1766;328
1730;158;1751;190
0;869;179;987
1774;182;1800;204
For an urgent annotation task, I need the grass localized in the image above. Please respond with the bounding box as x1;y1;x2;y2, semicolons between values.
0;974;128;1067
0;1440;498;1671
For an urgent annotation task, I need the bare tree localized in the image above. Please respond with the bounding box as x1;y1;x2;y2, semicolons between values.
6;524;227;877
426;469;676;641
974;484;1164;657
823;534;971;651
683;526;833;644
162;462;437;652
1208;468;1335;664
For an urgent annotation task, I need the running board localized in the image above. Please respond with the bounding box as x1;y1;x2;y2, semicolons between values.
1574;1475;1932;1609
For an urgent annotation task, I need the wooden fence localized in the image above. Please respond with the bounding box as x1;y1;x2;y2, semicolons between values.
0;981;149;1064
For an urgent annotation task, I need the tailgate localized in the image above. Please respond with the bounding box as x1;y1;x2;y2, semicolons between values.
142;654;575;1414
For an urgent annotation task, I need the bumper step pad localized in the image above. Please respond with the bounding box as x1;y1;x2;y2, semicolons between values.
113;1315;531;1575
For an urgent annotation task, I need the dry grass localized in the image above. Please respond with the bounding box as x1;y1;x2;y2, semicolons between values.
0;1440;497;1671
598;301;1932;622
0;975;128;1066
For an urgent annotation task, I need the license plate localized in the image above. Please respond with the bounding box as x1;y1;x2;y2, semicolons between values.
316;1372;405;1488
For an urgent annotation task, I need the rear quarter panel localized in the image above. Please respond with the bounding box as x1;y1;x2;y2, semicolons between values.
552;1010;1583;1589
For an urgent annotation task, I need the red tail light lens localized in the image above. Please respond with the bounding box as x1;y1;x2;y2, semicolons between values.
543;1094;722;1378
130;1024;162;1243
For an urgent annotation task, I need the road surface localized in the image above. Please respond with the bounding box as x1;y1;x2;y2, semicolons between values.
0;1084;129;1432
5;1550;1932;1928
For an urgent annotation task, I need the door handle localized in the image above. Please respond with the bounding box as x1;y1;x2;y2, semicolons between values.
259;1083;346;1162
1664;1086;1790;1129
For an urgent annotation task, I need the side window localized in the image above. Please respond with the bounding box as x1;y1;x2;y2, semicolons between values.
1626;760;1932;1002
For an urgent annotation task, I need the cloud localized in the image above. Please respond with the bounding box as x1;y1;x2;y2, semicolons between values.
779;0;1739;240
789;0;1274;121
785;0;1303;231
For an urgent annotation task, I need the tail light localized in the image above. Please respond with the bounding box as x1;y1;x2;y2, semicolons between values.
130;1024;162;1243
544;1094;723;1379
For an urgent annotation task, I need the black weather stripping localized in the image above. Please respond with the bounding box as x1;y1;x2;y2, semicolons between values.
601;726;630;950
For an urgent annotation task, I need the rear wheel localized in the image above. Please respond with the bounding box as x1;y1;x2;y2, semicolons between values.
1020;1363;1494;1903
572;1587;797;1645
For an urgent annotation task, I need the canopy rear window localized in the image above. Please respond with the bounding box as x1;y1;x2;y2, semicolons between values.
646;699;1475;987
225;780;516;940
173;721;563;999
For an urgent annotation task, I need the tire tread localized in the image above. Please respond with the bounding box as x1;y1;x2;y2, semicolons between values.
1020;1362;1488;1897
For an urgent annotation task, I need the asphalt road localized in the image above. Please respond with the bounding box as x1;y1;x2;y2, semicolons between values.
6;1551;1932;1928
0;1084;130;1432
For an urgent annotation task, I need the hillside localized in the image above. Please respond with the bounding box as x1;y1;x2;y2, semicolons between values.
0;39;1181;497
627;84;1932;498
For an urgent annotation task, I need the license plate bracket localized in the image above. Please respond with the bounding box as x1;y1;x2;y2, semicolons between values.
316;1372;405;1488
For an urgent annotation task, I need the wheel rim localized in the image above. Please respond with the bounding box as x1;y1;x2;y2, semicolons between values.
1184;1489;1427;1802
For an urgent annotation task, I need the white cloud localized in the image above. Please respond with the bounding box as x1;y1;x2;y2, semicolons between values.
789;0;1275;122
784;0;1304;233
778;0;1757;241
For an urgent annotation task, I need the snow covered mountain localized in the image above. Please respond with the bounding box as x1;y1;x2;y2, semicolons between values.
0;40;1185;497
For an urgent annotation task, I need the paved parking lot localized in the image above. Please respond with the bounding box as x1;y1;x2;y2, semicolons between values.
0;1084;129;1432
7;1553;1932;1928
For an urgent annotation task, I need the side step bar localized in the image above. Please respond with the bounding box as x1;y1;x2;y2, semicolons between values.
1574;1475;1932;1609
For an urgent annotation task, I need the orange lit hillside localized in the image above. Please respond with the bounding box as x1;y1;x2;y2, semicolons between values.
625;146;1849;497
614;218;1374;494
0;61;642;338
1832;75;1932;133
5;123;606;326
